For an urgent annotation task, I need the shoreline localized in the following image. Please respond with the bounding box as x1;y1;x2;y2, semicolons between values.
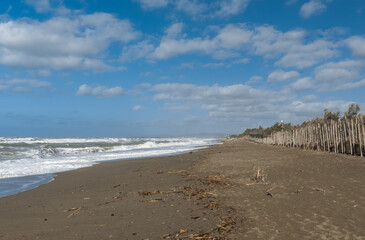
0;139;222;199
1;140;364;239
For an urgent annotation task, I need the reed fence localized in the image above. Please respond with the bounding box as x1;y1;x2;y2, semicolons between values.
250;116;365;157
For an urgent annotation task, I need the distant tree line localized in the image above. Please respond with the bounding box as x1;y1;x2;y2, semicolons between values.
232;103;362;139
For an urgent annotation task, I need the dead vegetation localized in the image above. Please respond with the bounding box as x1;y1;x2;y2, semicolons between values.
163;216;236;239
139;170;237;239
252;167;266;183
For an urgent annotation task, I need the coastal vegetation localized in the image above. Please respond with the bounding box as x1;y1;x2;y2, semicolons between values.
237;103;362;138
236;103;365;157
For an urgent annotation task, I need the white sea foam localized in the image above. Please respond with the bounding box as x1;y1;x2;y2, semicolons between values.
0;137;220;179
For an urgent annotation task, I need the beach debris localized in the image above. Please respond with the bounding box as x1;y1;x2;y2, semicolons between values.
168;170;187;174
266;191;274;198
66;207;82;218
112;184;121;188
64;207;79;212
156;170;164;174
204;175;231;186
296;186;326;194
252;167;266;183
140;199;163;203
139;190;164;196
205;201;221;209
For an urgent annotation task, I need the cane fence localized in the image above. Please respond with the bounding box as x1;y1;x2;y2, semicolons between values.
250;116;365;157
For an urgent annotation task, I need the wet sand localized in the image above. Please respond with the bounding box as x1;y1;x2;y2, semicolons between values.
0;140;364;239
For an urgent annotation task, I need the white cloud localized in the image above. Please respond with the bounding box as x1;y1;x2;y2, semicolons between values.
175;0;208;16
215;0;251;17
25;0;70;15
313;60;365;91
268;70;300;82
151;37;216;59
150;23;252;60
283;100;350;120
276;39;337;68
251;26;337;68
345;36;365;58
301;94;319;102
300;0;327;18
0;78;51;93
25;0;51;13
165;23;185;39
315;68;358;84
76;84;125;98
0;13;139;71
36;69;52;78
233;58;249;64
247;76;262;84
123;23;337;70
291;77;315;91
134;0;168;9
252;26;306;57
150;83;293;122
146;82;360;125
134;0;251;18
216;24;252;49
286;0;299;5
202;63;225;68
133;105;145;111
335;79;365;91
121;41;154;62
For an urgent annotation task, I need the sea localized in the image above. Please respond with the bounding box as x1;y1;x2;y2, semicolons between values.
0;137;221;198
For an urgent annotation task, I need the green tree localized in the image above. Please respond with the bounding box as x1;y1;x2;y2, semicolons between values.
323;108;340;122
344;103;360;118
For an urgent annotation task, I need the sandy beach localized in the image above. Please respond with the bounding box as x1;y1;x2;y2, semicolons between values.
1;140;364;239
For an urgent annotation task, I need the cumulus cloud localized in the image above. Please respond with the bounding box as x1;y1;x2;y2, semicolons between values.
149;23;252;60
215;0;251;17
215;24;252;49
76;84;125;98
345;36;365;58
300;0;327;18
175;0;208;16
291;77;315;92
268;70;299;82
122;22;337;69
299;59;365;92
25;0;70;15
282;100;350;120
134;0;168;9
276;40;337;68
149;83;293;121
133;105;144;111
313;60;365;91
247;76;262;84
0;78;51;93
251;26;337;68
25;0;51;13
0;13;139;71
145;82;358;126
135;0;251;17
120;41;155;62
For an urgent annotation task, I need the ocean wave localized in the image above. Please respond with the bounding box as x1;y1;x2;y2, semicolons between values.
0;137;220;179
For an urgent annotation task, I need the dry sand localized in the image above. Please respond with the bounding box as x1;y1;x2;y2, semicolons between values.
0;140;364;239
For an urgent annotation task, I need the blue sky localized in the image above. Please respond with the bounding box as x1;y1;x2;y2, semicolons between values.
0;0;364;137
